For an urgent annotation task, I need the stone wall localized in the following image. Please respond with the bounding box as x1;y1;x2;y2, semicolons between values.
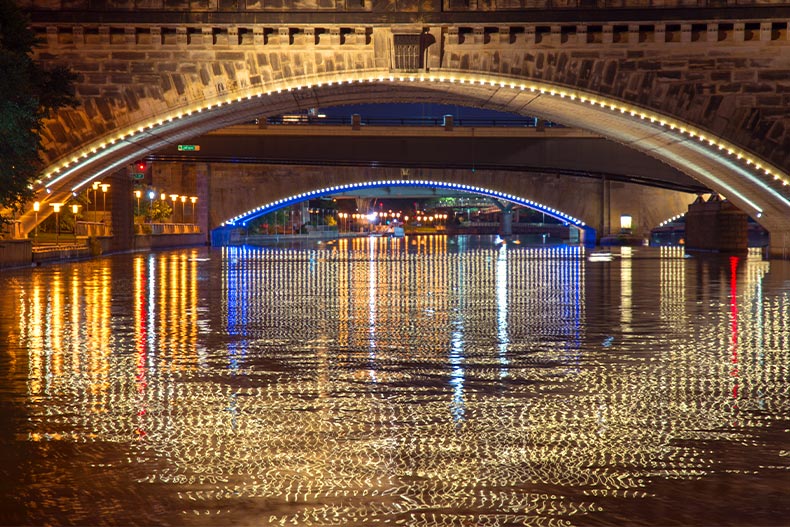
439;22;790;172
685;195;748;253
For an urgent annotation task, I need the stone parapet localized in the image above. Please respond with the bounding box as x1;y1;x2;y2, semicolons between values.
32;21;789;51
17;0;790;12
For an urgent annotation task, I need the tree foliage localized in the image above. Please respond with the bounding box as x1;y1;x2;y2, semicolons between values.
136;196;173;223
0;0;75;226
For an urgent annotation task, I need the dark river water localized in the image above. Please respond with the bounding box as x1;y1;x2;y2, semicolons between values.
1;236;789;526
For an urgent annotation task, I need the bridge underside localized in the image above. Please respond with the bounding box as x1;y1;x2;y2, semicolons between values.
145;124;703;240
155;124;708;194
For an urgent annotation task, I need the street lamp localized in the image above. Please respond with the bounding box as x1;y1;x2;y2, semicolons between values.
169;194;179;222
189;196;197;224
180;196;187;224
134;190;142;219
71;204;80;238
366;212;377;234
147;191;155;222
33;201;40;242
50;203;62;245
100;183;110;223
92;181;100;220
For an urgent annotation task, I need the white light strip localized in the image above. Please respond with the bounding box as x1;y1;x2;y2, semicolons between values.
37;71;789;217
679;155;763;214
685;139;790;210
47;140;130;189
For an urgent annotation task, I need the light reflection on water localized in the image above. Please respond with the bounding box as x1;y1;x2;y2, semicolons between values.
1;236;789;526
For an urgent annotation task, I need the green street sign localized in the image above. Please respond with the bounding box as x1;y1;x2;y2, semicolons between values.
132;172;145;179
178;144;200;152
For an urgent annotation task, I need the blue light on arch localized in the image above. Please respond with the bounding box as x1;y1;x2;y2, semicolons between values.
221;179;595;239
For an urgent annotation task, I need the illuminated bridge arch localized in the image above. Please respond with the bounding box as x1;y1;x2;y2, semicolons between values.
20;29;790;256
214;178;596;244
31;73;790;217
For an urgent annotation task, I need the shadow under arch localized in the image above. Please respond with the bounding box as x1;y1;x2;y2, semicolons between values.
210;178;596;246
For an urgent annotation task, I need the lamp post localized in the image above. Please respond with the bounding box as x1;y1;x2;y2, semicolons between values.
92;181;100;220
367;212;376;234
33;201;40;243
169;194;179;223
134;190;142;219
180;196;187;224
189;196;197;224
71;204;80;238
147;191;155;222
100;183;110;223
51;203;62;245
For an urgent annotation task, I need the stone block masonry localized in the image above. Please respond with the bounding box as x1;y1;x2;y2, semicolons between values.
30;19;790;175
685;195;749;254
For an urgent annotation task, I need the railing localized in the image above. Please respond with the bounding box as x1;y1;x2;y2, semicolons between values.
33;242;87;253
18;0;790;11
262;116;560;128
443;0;749;9
135;223;201;235
76;221;112;237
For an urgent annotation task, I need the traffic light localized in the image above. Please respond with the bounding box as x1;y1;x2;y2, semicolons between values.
131;160;151;182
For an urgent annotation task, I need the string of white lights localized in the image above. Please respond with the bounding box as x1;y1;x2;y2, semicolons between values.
31;72;788;218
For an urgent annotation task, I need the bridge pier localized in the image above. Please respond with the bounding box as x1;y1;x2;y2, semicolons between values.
152;162;210;242
109;169;134;253
684;195;748;255
768;231;790;260
491;199;514;236
500;210;513;237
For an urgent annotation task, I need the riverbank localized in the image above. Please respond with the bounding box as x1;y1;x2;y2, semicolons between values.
0;233;207;270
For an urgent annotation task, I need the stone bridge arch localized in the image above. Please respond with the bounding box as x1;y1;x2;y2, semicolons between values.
20;17;790;254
